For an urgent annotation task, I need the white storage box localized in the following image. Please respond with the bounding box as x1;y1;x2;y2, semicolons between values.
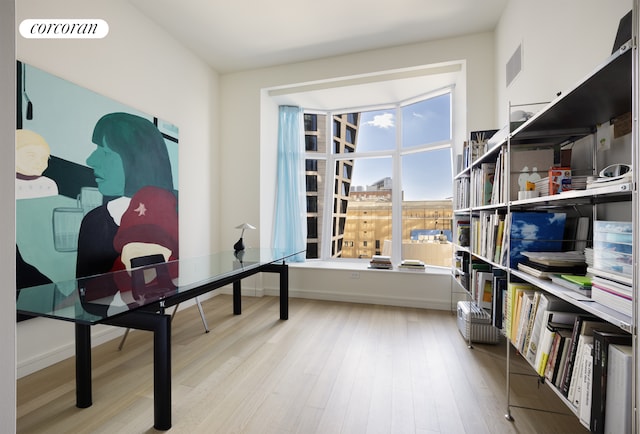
456;301;500;344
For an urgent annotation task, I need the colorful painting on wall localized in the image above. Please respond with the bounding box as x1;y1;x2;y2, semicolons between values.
16;61;179;320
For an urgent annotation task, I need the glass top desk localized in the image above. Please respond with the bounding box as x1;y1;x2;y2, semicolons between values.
17;248;302;431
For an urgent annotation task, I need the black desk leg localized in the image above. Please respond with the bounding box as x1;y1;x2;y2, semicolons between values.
233;280;241;315
104;312;172;431
75;324;92;408
280;263;288;320
154;314;172;431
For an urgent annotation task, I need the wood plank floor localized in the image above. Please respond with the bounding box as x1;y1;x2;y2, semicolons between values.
17;296;589;433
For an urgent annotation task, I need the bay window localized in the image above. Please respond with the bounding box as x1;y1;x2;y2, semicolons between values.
303;90;454;268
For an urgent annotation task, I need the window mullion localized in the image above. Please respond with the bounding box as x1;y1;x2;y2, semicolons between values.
391;105;403;264
320;111;334;260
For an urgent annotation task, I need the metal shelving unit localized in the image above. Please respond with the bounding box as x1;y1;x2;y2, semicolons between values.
452;19;638;430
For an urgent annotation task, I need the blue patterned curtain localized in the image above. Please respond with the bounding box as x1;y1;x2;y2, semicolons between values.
273;106;306;261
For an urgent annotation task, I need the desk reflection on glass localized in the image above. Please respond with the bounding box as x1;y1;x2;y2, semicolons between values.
17;249;299;325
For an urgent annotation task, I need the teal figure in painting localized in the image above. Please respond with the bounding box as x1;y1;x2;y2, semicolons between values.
76;112;175;280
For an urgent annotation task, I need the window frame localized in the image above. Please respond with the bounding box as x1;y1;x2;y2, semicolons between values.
305;86;454;266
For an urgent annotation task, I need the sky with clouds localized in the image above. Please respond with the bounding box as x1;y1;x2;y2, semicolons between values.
351;93;453;200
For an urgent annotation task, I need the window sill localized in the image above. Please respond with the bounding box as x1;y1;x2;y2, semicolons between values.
288;259;450;275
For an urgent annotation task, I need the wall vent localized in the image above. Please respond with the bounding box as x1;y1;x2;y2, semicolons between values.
506;44;522;87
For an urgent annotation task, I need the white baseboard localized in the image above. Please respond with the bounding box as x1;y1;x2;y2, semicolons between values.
264;287;453;311
17;325;123;378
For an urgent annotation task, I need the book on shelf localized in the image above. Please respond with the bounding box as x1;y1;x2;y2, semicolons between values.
493;216;505;263
476;270;493;310
506;212;567;268
543;329;563;381
575;216;590;253
487;147;509;205
470;261;491;305
590;330;632;433
522;250;586;267
553;333;573;389
565;319;621;403
475;212;489;257
560;274;592;287
504;282;534;341
523;293;575;367
587;266;633;286
473;210;506;263
522;291;544;355
454;176;471;210
456;219;470;247
482;162;496;205
510;286;535;344
590;276;632;317
498;213;510;265
491;268;507;329
461;140;469;170
514;291;537;353
543;328;572;386
604;344;633;434
591;276;632;297
487;211;499;260
569;336;592;408
533;310;579;377
562;215;590;252
472;162;496;206
578;341;594;425
517;260;587;280
559;315;594;397
549;274;592;297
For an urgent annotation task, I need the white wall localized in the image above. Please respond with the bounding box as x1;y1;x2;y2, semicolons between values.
16;0;220;377
220;33;497;310
1;0;16;430
495;0;632;126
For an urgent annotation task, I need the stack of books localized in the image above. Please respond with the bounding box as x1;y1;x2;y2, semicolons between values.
591;276;632;317
584;247;594;268
550;274;592;297
535;176;589;196
517;251;587;280
369;255;392;270
398;259;425;271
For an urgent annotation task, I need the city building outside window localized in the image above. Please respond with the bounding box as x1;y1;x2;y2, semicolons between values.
303;90;453;268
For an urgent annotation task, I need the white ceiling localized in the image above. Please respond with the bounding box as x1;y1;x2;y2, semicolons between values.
129;0;508;74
